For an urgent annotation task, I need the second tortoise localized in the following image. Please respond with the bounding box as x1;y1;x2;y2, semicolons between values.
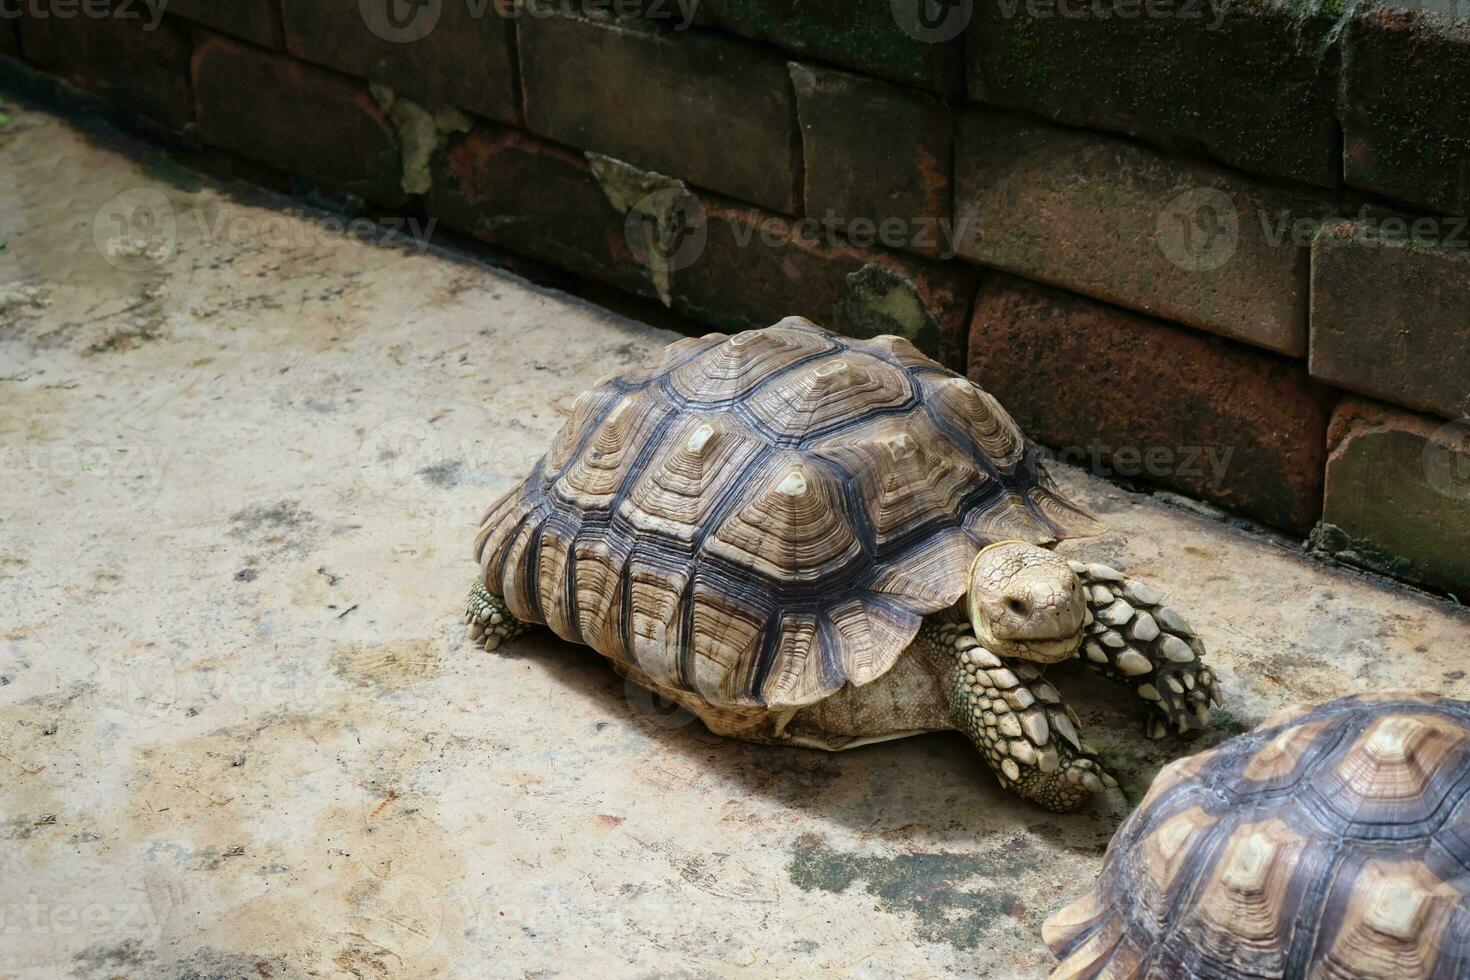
467;319;1220;811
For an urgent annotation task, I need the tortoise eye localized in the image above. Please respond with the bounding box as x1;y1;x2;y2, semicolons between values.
1006;597;1031;617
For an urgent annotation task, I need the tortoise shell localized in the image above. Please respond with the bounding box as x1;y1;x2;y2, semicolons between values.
475;318;1101;710
1045;692;1470;979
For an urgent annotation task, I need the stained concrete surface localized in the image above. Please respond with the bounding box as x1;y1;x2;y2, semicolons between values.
2;97;1469;979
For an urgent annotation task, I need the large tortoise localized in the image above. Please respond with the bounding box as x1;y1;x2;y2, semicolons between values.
467;319;1220;811
1045;692;1470;978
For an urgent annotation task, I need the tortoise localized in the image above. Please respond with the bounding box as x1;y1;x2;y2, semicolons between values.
467;318;1220;811
1045;692;1470;977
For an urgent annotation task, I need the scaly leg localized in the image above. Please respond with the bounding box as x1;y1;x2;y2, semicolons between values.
918;620;1117;812
1069;560;1220;740
464;581;537;652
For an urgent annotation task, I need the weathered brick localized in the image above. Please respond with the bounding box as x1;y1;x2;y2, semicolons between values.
166;0;282;47
968;273;1335;533
17;8;193;131
427;123;657;299
790;62;953;259
1310;220;1470;421
192;35;403;204
668;198;978;366
691;0;962;92
1342;3;1470;214
518;8;800;213
955;109;1331;356
1319;399;1470;595
281;0;517;123
431;131;975;364
966;0;1343;188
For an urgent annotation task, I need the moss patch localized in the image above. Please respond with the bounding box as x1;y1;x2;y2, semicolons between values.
786;833;1041;949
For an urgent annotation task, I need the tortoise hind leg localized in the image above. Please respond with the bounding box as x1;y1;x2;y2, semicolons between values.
1069;560;1221;740
465;582;536;651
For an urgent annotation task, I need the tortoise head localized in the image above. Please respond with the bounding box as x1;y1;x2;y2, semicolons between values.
966;541;1085;664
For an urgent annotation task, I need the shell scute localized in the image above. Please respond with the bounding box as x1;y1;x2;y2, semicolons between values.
702;455;863;585
922;374;1027;470
809;411;989;552
625;553;689;689
572;534;629;662
667;322;835;404
742;350;915;441
688;581;771;704
617;415;763;543
552;390;673;511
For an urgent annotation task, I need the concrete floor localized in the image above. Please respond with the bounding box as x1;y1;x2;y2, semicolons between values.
3;97;1469;980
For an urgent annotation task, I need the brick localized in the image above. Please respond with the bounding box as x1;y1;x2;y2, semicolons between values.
790;62;953;259
166;0;282;47
17;8;193;131
192;35;403;204
691;0;962;92
518;8;800;213
967;273;1335;533
1310;220;1470;421
281;0;516;123
1341;4;1470;214
431;130;975;364
669;199;979;367
955;109;1331;356
1319;399;1470;595
966;0;1342;188
427;124;657;299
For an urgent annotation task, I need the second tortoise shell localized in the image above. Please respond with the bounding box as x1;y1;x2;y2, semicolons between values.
475;318;1102;710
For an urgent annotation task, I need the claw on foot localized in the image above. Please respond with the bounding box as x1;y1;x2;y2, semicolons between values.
465;582;529;653
1072;561;1222;740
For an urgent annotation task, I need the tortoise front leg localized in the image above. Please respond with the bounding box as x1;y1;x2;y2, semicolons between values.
465;582;537;651
919;620;1118;812
1068;560;1220;740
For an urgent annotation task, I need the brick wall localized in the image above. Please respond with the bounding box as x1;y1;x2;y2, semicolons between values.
5;0;1468;596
